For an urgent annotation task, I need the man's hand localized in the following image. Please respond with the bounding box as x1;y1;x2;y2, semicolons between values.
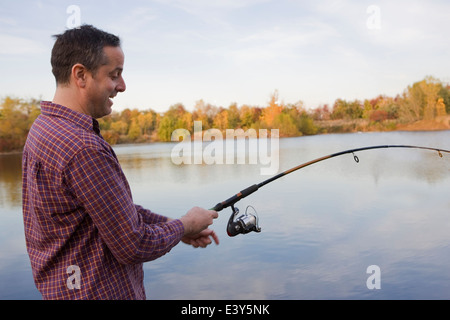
181;229;219;248
180;207;218;236
179;207;219;248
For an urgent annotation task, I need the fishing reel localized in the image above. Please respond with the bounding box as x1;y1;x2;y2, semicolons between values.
226;205;261;237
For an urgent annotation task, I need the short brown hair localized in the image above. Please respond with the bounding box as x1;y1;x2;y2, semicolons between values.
51;25;121;85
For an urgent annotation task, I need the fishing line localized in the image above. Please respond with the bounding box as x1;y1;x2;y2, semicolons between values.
210;144;450;237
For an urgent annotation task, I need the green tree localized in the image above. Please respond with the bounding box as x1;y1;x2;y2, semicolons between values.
331;99;363;120
438;84;450;114
127;119;141;141
273;113;299;136
362;99;374;120
111;120;128;135
298;113;318;135
226;103;240;129
420;77;440;120
331;99;347;120
157;103;192;142
398;77;442;121
137;112;153;136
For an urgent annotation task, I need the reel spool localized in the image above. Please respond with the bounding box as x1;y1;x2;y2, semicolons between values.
226;205;261;237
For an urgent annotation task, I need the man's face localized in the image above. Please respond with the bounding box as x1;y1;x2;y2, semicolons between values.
85;46;126;119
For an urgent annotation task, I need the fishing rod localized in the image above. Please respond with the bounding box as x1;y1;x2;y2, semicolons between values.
211;144;450;237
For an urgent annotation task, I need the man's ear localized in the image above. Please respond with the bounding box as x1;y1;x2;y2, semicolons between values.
71;63;88;88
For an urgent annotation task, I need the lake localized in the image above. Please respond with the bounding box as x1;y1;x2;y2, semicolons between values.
1;130;450;299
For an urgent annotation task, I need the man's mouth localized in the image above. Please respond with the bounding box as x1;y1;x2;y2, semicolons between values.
109;94;116;105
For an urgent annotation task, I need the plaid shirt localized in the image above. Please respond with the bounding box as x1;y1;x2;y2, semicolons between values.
22;101;184;300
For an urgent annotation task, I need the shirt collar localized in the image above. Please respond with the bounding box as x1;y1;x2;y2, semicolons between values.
40;101;101;135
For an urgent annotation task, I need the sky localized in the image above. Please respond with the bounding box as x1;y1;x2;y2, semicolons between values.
1;0;449;113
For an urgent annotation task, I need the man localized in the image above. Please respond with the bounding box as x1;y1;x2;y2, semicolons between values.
22;25;219;300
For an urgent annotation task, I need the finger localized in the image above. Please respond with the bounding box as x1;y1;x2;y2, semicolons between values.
201;229;219;245
199;238;211;248
209;210;219;219
210;230;219;245
190;239;200;248
197;235;212;247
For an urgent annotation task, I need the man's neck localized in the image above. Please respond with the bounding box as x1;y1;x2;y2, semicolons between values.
53;85;88;116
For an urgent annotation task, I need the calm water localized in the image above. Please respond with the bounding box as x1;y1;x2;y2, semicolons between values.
1;131;450;300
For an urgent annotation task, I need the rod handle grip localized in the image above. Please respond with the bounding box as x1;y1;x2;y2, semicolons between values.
211;184;259;212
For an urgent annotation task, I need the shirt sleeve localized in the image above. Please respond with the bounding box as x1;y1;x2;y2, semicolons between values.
64;147;185;265
135;204;169;225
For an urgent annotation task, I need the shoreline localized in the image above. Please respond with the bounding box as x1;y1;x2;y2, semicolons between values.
2;124;449;156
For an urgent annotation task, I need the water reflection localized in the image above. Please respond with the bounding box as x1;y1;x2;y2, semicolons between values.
0;153;22;208
1;131;450;299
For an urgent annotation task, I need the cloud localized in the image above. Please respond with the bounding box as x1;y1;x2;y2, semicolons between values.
152;0;271;30
230;19;338;63
365;2;450;49
0;34;46;55
113;7;158;35
0;17;17;26
155;0;270;11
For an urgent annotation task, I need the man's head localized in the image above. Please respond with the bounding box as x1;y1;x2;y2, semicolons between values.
51;24;121;85
51;25;126;118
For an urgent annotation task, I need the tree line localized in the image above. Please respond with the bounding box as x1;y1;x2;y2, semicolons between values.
1;76;449;153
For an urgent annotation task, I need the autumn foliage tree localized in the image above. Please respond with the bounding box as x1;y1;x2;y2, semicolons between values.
1;77;448;152
397;76;446;122
0;97;40;152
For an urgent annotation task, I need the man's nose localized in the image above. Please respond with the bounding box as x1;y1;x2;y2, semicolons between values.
117;76;126;92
